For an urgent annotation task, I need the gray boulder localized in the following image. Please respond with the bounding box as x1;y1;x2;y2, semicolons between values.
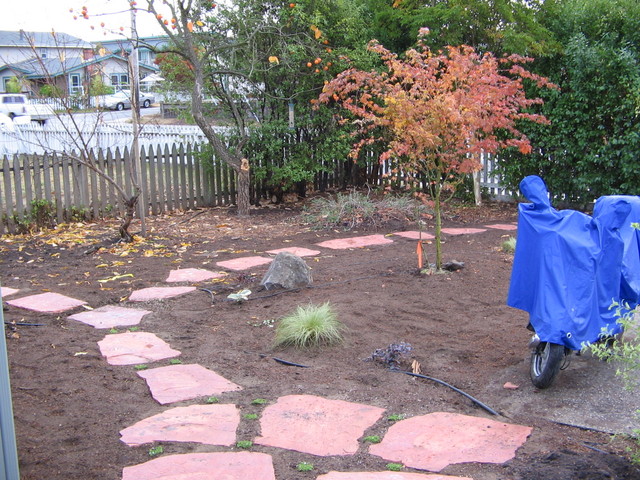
260;252;313;290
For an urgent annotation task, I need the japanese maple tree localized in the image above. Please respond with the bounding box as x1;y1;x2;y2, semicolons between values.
319;28;555;270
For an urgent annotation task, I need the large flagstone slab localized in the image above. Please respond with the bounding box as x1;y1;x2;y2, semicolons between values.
68;305;152;329
316;235;394;250
392;231;435;240
0;287;19;298
266;247;321;257
255;394;385;456
165;268;227;283
440;227;487;236
216;256;273;271
484;223;517;231
98;331;181;366
317;472;473;480
137;363;242;405
129;286;196;302
120;404;240;446
122;452;276;480
6;292;86;313
369;412;532;472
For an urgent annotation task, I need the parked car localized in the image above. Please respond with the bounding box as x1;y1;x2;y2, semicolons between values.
0;94;55;125
102;90;155;110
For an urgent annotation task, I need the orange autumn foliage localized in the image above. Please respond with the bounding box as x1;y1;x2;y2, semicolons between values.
318;30;555;180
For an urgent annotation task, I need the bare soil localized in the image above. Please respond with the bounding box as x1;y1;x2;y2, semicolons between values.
2;198;639;480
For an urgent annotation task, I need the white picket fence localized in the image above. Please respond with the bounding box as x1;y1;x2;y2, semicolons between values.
0;122;216;155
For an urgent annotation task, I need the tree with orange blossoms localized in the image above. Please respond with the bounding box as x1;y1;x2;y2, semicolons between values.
319;28;556;271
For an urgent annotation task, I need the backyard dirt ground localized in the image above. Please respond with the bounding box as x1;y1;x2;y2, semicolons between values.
1;197;640;480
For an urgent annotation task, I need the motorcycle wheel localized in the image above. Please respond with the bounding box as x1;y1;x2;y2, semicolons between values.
530;342;566;389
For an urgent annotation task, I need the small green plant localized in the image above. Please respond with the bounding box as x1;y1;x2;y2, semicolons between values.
67;205;89;222
251;398;268;405
29;199;56;230
587;300;640;462
127;326;139;332
236;440;253;449
206;396;220;404
134;364;148;371
148;445;163;457
243;413;258;420
273;302;346;348
228;289;251;303
387;414;405;422
501;236;517;253
386;463;404;471
109;328;119;334
296;462;314;472
169;358;182;364
363;435;381;443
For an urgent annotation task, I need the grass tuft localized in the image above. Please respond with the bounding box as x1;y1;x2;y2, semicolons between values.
274;302;346;348
501;236;517;253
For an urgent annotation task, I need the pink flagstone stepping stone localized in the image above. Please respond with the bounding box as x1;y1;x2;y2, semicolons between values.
317;472;472;480
369;412;532;472
165;268;227;283
6;292;86;313
137;363;242;405
392;231;436;240
122;451;276;480
217;256;273;271
316;234;394;250
129;286;196;302
68;305;152;329
266;247;321;257
255;394;385;456
120;404;240;447
440;227;487;236
1;287;19;298
98;331;181;366
485;223;518;231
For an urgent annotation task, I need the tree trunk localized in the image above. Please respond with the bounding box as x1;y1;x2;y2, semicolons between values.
434;188;443;271
236;159;251;216
119;194;139;243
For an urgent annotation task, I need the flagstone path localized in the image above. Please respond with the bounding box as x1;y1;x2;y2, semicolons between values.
3;223;531;480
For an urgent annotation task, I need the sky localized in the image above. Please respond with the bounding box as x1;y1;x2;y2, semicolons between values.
1;0;171;42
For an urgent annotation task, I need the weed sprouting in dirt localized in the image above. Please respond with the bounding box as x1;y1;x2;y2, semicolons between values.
148;446;163;457
297;462;314;472
367;342;413;370
273;302;346;348
501;236;517;253
300;191;432;231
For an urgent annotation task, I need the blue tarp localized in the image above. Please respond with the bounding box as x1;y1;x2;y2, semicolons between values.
507;175;640;350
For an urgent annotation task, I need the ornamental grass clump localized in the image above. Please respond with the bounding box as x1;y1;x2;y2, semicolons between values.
274;302;346;348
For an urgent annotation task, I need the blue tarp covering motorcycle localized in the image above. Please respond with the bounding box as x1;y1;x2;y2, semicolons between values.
507;175;640;388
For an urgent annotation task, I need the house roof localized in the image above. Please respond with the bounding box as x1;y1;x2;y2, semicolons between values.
0;30;91;49
1;54;157;79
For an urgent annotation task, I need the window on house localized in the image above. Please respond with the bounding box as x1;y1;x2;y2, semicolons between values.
69;73;82;95
110;74;129;89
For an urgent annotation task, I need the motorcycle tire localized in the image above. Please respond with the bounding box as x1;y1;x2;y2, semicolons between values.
530;341;566;389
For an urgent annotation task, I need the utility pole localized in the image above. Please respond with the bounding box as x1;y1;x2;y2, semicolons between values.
130;5;147;236
0;290;20;480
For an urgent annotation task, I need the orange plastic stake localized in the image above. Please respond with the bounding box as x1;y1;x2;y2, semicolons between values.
416;241;423;269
